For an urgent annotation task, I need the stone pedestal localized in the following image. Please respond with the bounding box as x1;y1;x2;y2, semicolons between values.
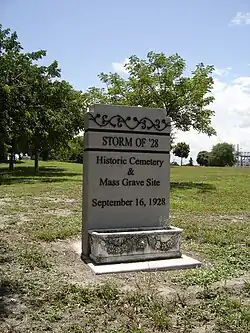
88;226;183;264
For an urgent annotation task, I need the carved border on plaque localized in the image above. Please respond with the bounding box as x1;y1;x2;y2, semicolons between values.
89;113;169;132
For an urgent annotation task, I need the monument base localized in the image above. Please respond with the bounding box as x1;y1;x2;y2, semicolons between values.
88;226;183;264
84;255;201;275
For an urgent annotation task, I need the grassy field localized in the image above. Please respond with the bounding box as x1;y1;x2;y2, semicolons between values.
0;161;250;333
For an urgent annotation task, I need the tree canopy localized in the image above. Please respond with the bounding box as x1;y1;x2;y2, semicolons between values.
197;144;237;167
0;24;86;171
173;142;190;165
86;51;216;137
197;151;210;166
209;143;236;167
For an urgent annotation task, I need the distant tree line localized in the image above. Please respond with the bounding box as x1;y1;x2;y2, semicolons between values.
171;141;236;167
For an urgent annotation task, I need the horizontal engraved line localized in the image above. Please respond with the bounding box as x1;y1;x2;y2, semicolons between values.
85;128;170;136
84;148;170;154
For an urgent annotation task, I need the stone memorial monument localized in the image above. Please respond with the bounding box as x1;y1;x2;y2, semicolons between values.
82;104;201;273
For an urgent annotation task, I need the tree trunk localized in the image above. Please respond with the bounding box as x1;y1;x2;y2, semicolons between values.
9;153;14;171
9;141;15;171
42;149;49;161
34;150;39;173
181;157;183;166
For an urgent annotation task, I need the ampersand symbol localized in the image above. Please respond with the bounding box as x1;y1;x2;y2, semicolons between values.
127;168;134;176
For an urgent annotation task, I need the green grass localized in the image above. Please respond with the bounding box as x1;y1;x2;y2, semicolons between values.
1;161;250;332
171;166;250;212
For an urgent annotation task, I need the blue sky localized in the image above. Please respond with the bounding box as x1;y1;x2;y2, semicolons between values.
1;0;250;161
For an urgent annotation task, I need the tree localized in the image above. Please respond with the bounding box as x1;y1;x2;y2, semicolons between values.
173;142;190;166
82;86;109;107
92;51;216;137
0;25;37;169
28;78;85;172
0;24;86;171
197;151;210;166
209;143;236;167
0;24;56;170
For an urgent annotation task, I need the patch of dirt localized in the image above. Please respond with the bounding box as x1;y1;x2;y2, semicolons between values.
218;214;249;222
42;209;72;217
33;196;78;204
191;324;216;333
18;213;31;224
0;198;13;206
171;212;250;222
0;216;10;226
158;285;178;297
213;274;250;291
32;196;47;201
46;239;189;295
0;213;31;229
48;238;97;285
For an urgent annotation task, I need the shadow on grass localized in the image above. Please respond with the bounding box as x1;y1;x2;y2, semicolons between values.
171;181;216;192
0;166;81;185
0;238;17;318
0;278;21;318
0;160;25;164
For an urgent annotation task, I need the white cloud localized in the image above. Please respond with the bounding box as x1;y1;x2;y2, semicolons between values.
230;12;250;25
175;69;250;164
233;77;250;91
111;58;129;75
213;67;232;77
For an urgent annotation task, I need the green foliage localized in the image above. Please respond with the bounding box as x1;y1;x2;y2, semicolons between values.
209;142;236;167
0;24;86;171
173;142;190;165
171;264;235;288
55;136;84;163
197;150;210;166
88;51;216;137
208;295;250;332
0;24;47;169
0;141;9;161
243;281;250;295
197;144;236;167
82;86;109;106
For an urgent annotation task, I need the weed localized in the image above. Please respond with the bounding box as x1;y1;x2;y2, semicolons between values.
243;281;250;296
209;296;250;332
16;244;53;270
171;264;235;287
